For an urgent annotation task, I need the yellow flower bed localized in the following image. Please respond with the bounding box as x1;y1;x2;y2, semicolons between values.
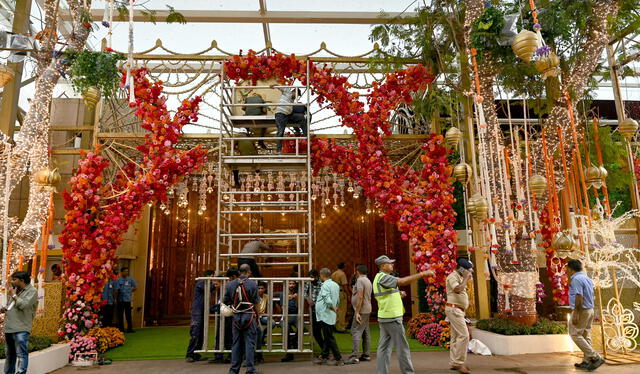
86;327;125;353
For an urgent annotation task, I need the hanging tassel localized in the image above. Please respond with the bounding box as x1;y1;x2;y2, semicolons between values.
127;0;135;103
489;223;499;253
484;257;491;279
106;0;114;48
504;285;512;313
489;251;497;269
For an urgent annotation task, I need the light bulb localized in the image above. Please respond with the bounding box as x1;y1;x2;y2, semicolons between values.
340;201;345;207
333;204;338;211
207;187;213;194
366;208;371;214
164;209;170;215
159;204;166;211
267;194;272;201
281;212;285;216
347;186;354;193
311;194;317;200
321;213;326;219
147;202;153;207
197;210;203;216
223;194;229;200
324;198;330;205
353;193;359;199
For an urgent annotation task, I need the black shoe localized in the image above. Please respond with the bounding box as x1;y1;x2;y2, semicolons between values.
359;355;371;362
575;362;589;369
587;357;605;371
185;357;195;363
281;353;294;362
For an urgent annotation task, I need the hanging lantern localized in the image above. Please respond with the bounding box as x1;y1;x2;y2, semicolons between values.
0;65;15;88
34;168;61;187
529;174;547;199
453;162;472;185
618;118;639;141
535;51;560;78
591;206;603;221
82;86;100;109
511;30;538;63
466;197;477;218
469;194;488;221
552;231;576;258
585;164;606;189
445;127;463;149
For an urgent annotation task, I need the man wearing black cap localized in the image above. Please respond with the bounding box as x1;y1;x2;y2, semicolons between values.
445;258;473;374
373;255;434;374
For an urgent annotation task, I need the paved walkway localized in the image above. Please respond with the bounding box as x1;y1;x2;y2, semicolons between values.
53;351;640;374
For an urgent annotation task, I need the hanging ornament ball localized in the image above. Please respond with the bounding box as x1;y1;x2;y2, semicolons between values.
82;86;101;109
618;117;639;141
535;51;560;78
511;30;539;63
0;65;15;88
34;168;61;186
591;206;603;221
453;162;473;185
469;194;488;221
466;196;477;218
529;174;547;199
445;127;463;148
585;164;607;189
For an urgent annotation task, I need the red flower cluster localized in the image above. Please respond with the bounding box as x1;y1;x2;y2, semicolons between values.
539;205;568;304
59;69;207;339
225;51;456;309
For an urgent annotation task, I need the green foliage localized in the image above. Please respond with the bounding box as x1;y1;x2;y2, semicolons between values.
476;317;567;335
115;2;187;24
470;6;508;59
0;336;53;359
66;50;125;98
166;6;187;24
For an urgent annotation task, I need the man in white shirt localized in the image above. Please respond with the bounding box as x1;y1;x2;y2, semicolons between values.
273;87;307;152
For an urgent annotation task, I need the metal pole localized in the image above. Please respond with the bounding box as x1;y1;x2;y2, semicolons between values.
202;278;211;351
306;58;313;272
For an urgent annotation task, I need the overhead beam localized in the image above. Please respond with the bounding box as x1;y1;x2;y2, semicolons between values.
258;0;272;55
61;10;417;24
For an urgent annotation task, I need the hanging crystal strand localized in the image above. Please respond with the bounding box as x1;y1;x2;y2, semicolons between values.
126;0;136;103
332;192;338;211
320;202;326;219
365;198;372;214
347;179;354;193
311;179;318;201
474;99;498;255
353;185;360;199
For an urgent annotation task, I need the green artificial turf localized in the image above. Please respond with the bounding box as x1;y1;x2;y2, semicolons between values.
106;324;445;361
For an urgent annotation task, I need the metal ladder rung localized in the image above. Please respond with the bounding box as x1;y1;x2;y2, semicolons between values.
221;210;309;214
220;253;310;257
220;233;309;238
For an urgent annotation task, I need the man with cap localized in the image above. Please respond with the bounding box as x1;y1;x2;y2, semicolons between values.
373;255;434;374
445;258;473;374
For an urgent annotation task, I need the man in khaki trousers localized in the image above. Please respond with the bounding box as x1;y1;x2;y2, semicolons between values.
445;258;473;374
566;259;605;371
331;262;349;332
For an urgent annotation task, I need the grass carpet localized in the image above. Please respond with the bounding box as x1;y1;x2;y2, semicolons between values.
106;324;445;361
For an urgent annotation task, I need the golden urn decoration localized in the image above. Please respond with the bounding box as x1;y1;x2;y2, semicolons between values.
529;174;547;199
34;168;61;187
618;117;639;141
468;194;488;221
535;51;560;79
585;164;607;189
552;231;577;258
453;162;473;185
512;30;539;63
445;127;463;149
82;87;100;109
0;65;15;88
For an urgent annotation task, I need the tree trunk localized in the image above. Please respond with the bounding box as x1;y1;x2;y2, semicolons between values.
2;0;92;255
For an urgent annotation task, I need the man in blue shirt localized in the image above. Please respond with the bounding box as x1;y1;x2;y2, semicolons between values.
223;264;260;374
566;259;604;371
313;268;343;366
185;269;215;363
100;269;117;327
114;267;138;333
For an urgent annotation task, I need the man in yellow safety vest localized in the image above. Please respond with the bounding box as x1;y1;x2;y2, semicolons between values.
373;255;434;374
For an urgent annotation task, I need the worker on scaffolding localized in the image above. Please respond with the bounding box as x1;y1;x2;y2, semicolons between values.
238;239;269;278
241;93;268;150
271;85;309;153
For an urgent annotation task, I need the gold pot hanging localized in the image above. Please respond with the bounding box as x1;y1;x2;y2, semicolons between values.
535;51;560;79
445;127;463;149
0;65;15;88
469;194;488;221
618;117;639;141
552;231;576;258
34;167;61;187
453;162;473;185
82;86;100;109
512;30;539;63
529;174;547;199
585;164;607;189
466;197;477;218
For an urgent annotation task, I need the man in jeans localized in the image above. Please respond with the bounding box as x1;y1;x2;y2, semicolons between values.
2;271;38;374
313;268;343;366
345;264;372;364
185;269;215;363
567;259;605;371
303;269;324;351
114;267;137;333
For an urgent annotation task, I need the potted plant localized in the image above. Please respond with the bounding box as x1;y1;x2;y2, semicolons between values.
65;50;125;108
